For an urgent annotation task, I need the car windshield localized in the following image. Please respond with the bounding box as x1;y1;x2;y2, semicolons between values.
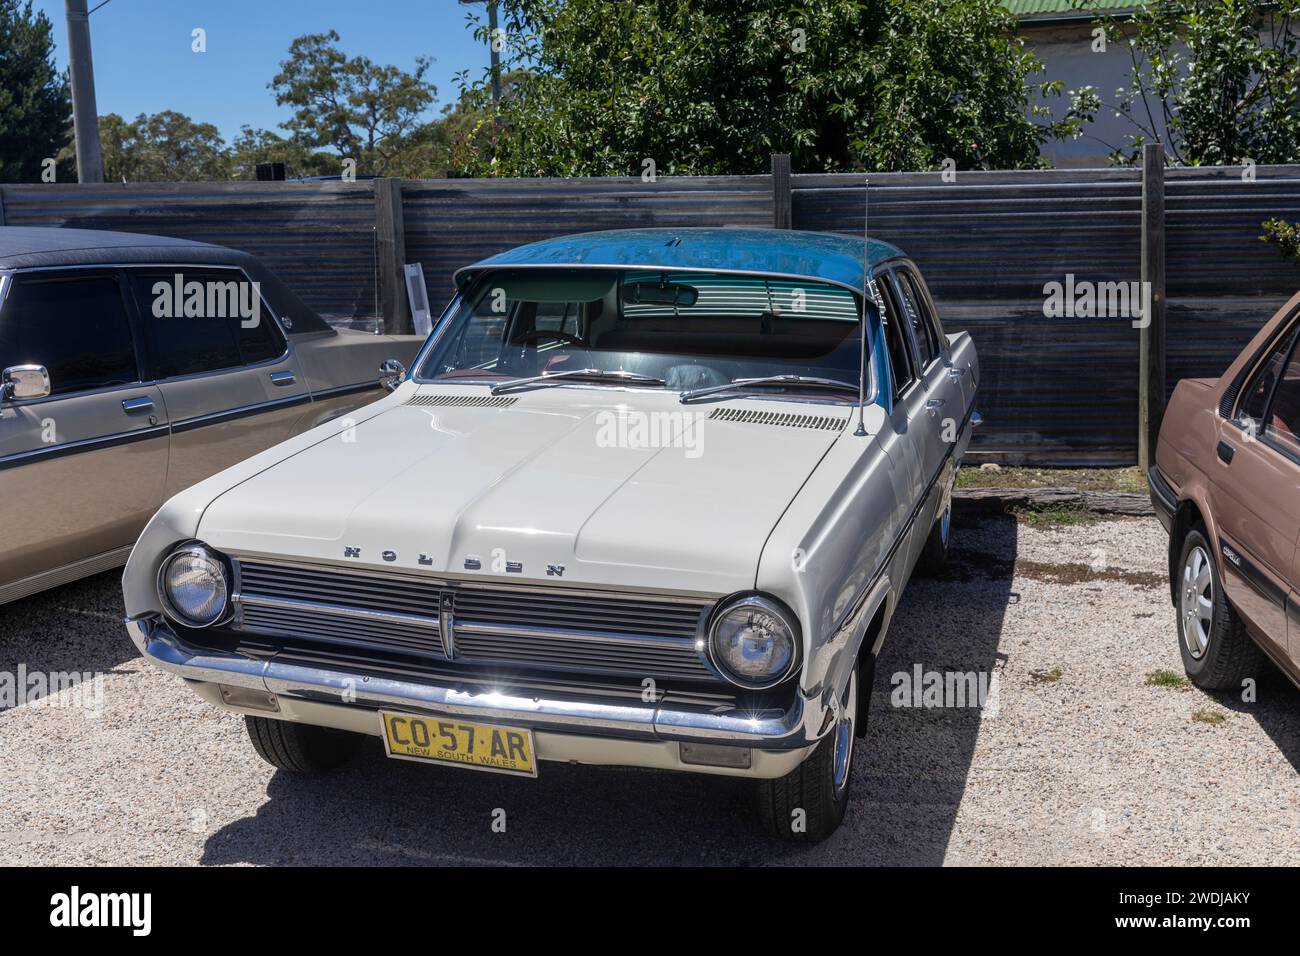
415;269;868;399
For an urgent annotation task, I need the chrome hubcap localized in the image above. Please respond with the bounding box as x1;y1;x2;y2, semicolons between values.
831;668;857;795
1180;545;1213;659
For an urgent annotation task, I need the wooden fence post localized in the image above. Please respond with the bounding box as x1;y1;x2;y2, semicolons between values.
374;177;410;334
1138;143;1167;472
772;154;792;229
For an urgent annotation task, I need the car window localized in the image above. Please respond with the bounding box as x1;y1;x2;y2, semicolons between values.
875;274;915;399
0;272;139;396
900;269;942;364
534;301;575;335
129;270;282;378
233;302;285;365
420;269;867;393
1262;334;1300;455
891;272;934;369
1236;326;1297;433
907;267;945;344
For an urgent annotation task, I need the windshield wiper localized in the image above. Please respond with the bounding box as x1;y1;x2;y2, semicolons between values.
678;375;861;403
490;368;666;395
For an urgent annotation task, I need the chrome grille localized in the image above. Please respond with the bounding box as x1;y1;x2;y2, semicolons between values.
232;559;717;683
451;588;701;639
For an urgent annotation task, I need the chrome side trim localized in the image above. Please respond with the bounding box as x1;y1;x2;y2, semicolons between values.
171;392;313;434
127;615;824;750
0;423;169;472
0;545;133;607
308;380;383;402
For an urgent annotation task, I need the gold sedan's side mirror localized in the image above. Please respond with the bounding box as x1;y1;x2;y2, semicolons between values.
2;365;51;402
379;358;407;393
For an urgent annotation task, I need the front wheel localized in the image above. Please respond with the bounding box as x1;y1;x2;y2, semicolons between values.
245;716;364;773
916;503;952;575
755;666;857;843
1176;527;1262;690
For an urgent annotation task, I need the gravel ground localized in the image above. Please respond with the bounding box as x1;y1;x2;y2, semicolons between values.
1;513;1297;866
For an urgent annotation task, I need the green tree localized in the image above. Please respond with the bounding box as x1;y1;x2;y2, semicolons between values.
270;30;439;176
1262;218;1300;262
1078;0;1300;165
436;68;529;175
227;126;339;180
451;0;1084;176
89;111;230;182
0;0;71;182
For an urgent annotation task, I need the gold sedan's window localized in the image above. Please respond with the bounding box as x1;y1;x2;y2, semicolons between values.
0;273;139;396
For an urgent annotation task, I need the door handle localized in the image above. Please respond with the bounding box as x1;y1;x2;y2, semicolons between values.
947;366;967;382
121;396;154;414
1216;440;1235;464
270;371;296;387
925;398;946;418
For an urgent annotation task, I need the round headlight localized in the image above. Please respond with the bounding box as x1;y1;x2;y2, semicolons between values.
708;595;799;689
159;544;229;627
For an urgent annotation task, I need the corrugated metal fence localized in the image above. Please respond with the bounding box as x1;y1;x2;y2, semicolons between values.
3;165;1299;464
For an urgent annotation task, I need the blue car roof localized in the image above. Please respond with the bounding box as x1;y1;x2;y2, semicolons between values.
454;227;905;295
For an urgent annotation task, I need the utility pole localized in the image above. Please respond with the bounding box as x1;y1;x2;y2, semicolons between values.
487;0;501;102
65;0;104;183
459;0;503;102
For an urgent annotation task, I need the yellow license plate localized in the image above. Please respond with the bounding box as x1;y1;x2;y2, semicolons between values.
380;712;538;778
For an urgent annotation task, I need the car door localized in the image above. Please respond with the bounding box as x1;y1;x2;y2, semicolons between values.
872;272;925;578
1212;320;1300;662
0;268;169;594
888;266;962;569
126;267;311;497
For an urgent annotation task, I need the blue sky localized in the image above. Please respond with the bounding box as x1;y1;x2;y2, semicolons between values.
32;0;493;142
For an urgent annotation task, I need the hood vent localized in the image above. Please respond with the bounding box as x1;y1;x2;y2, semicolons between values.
708;407;848;431
406;394;519;408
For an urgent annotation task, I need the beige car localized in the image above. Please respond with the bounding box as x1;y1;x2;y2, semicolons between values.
0;226;421;605
1151;290;1300;691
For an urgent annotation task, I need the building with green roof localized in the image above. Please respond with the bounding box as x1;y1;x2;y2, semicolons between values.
1006;1;1155;166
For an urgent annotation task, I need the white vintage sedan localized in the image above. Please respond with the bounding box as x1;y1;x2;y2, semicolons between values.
123;228;979;842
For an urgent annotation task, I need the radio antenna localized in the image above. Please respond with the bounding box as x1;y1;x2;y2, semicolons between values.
855;177;870;437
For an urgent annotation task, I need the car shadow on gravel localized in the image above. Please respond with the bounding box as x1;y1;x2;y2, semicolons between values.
1212;666;1300;773
0;570;138;711
199;515;1020;867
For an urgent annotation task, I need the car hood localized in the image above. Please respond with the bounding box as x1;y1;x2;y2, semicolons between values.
196;389;847;595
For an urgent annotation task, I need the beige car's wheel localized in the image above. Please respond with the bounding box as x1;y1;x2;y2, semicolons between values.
1176;527;1262;690
245;716;364;773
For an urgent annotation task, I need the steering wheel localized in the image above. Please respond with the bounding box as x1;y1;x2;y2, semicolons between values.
509;329;585;348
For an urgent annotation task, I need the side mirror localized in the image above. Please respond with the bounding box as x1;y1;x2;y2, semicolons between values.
2;365;51;402
379;358;407;393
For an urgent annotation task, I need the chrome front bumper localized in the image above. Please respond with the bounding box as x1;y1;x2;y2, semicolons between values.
127;614;831;766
